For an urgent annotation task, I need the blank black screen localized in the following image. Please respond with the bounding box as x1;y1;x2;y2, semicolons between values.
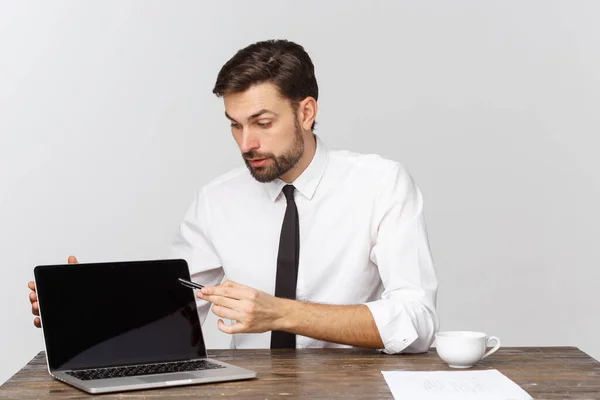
34;259;206;371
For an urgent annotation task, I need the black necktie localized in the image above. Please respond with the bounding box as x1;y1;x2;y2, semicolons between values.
270;185;299;349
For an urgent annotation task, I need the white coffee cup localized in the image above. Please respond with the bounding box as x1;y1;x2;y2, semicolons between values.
435;331;500;368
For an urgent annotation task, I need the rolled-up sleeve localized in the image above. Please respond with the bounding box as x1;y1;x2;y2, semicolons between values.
364;164;439;354
170;186;224;325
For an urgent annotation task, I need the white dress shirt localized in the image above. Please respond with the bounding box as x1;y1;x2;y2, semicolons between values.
170;135;439;354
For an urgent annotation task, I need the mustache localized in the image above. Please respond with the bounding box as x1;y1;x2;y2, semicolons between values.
243;151;275;161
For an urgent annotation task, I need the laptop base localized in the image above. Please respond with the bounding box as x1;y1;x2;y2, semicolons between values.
52;358;257;394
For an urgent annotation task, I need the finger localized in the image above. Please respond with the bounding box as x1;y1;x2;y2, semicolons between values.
201;285;239;299
201;294;241;310
32;302;39;316
217;319;244;334
222;280;247;289
29;292;37;304
34;317;41;328
68;255;79;264
211;304;242;321
218;281;255;299
28;281;36;291
203;285;256;301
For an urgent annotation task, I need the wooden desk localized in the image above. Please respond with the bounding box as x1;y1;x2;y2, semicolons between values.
1;347;599;399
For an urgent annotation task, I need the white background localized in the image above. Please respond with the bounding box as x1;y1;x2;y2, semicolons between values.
1;0;599;385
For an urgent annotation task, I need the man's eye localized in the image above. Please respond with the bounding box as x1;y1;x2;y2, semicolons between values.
258;122;272;128
230;123;241;129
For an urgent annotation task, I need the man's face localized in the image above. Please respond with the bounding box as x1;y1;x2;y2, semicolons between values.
223;83;304;183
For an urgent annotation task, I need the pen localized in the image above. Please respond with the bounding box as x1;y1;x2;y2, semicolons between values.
178;277;204;290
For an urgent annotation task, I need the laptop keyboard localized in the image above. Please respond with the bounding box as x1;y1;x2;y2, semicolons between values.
65;359;225;381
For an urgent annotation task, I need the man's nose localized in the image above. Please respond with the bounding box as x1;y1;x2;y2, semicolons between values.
240;130;260;154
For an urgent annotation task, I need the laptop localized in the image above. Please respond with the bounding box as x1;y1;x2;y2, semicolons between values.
33;258;256;394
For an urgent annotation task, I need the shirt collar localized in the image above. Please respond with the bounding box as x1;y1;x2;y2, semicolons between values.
264;135;329;202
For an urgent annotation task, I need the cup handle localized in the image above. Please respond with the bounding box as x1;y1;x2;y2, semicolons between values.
482;336;500;359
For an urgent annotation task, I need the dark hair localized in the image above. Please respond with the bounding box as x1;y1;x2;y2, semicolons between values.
212;39;318;130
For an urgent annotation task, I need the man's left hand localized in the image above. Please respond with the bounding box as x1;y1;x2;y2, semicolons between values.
198;280;290;334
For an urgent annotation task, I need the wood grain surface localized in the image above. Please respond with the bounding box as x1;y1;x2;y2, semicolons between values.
1;347;599;399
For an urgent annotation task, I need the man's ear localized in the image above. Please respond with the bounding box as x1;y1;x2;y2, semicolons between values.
298;97;318;131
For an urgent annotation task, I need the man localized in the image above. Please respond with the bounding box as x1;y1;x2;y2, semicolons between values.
29;39;439;354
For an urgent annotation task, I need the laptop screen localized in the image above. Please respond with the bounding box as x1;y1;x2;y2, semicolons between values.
34;259;207;371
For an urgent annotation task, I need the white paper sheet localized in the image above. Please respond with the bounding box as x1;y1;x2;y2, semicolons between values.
381;369;532;400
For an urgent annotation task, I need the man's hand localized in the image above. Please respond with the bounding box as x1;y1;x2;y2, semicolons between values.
200;280;386;349
198;280;291;334
28;255;78;328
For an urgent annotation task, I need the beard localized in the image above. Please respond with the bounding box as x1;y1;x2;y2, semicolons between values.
243;119;304;183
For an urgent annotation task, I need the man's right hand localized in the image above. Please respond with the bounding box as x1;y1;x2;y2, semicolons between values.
28;255;78;328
